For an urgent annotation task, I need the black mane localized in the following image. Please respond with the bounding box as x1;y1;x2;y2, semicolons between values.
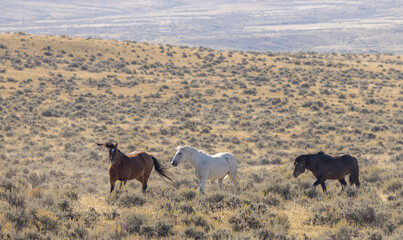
295;151;325;164
294;154;307;163
105;142;116;149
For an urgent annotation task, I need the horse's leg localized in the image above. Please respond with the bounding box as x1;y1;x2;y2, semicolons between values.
354;176;360;188
133;174;148;193
120;179;128;190
349;174;360;188
199;176;208;197
142;170;152;194
142;176;148;194
228;171;239;192
312;179;320;188
218;178;224;191
320;180;327;192
142;184;148;193
349;157;360;188
313;176;325;191
338;178;347;191
110;179;116;194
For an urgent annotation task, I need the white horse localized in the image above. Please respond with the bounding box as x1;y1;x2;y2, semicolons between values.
171;146;239;197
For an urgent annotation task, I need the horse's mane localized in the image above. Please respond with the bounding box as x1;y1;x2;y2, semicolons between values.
178;145;208;155
294;151;325;163
295;151;325;163
105;142;116;149
295;154;307;163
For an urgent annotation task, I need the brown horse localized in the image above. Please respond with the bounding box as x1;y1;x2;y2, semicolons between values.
293;151;360;192
97;142;171;193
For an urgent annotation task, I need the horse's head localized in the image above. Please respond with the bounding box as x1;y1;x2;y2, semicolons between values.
98;142;119;164
171;146;189;167
293;155;307;178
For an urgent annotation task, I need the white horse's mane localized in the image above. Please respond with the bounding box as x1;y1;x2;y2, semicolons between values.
177;145;208;155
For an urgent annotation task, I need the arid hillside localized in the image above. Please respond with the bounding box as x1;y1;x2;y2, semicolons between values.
0;33;402;239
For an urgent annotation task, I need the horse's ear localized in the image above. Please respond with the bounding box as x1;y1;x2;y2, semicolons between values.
97;143;106;148
115;142;118;148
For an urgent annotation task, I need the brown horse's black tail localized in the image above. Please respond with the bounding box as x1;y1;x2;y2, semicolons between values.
349;157;360;187
151;156;172;182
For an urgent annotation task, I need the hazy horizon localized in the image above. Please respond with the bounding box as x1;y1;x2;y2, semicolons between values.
1;0;402;53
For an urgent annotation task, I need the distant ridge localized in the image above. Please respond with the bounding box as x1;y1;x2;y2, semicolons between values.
0;0;402;54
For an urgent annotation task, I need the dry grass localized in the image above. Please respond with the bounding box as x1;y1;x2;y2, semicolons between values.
0;32;402;239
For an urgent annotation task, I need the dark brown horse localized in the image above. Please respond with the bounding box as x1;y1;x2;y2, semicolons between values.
293;151;360;192
97;142;171;193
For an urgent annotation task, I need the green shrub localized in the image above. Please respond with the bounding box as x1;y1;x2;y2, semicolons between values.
155;220;174;237
82;208;99;227
383;219;398;234
263;192;281;206
140;225;156;238
229;214;263;232
386;179;402;193
5;208;30;232
206;192;225;204
28;173;41;188
211;229;231;240
63;188;79;201
66;221;89;239
58;199;72;213
255;229;275;240
228;215;245;232
41;109;53;117
270;213;290;233
344;205;385;227
180;203;195;215
103;209;119;220
119;212;146;235
119;192;146;207
32;209;59;233
186;216;210;232
345;187;359;198
7;191;26;208
327;222;358;240
367;230;383;240
305;188;319;198
184;226;206;239
23;230;44;240
310;203;343;226
180;188;197;200
263;181;296;200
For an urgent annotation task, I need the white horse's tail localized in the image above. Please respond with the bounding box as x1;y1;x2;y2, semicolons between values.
227;154;239;192
222;153;237;179
227;154;238;173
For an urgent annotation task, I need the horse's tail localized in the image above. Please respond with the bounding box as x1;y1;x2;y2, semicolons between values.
151;156;172;182
226;154;238;179
229;154;238;171
349;156;360;187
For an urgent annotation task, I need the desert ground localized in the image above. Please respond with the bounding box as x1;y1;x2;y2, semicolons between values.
0;33;402;239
